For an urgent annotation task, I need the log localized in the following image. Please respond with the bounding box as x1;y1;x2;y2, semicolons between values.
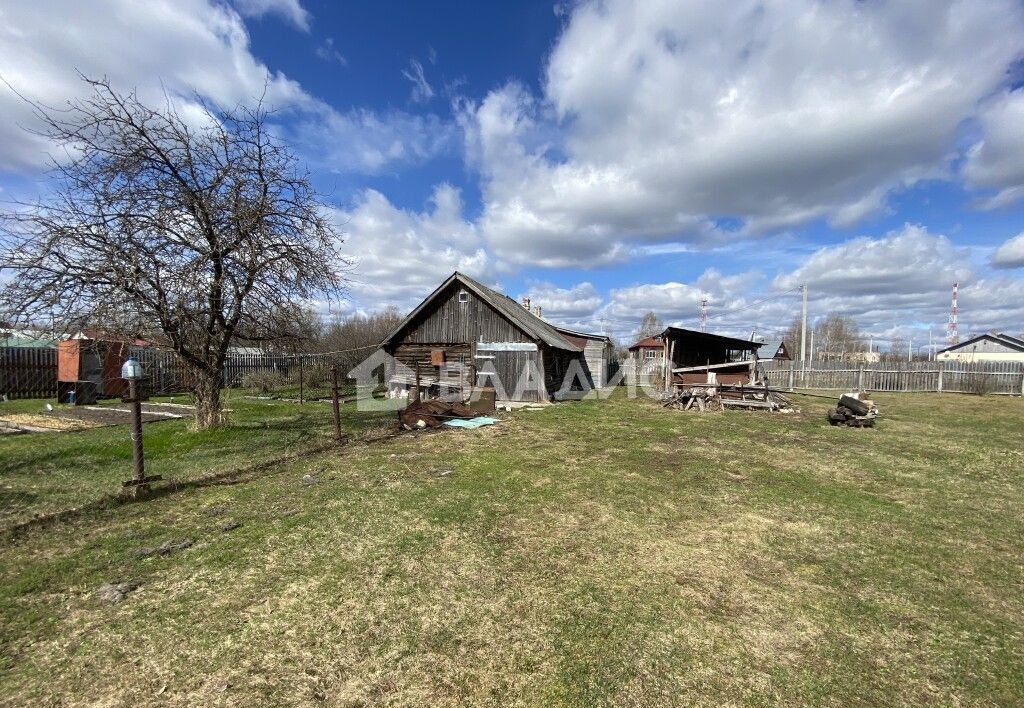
839;393;872;416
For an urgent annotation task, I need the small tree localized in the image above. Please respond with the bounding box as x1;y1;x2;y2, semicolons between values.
0;78;349;428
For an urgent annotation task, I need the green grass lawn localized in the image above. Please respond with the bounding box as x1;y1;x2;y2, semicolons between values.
1;391;1022;706
0;390;392;527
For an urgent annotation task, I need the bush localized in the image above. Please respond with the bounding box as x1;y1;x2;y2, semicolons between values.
241;370;285;394
962;373;996;396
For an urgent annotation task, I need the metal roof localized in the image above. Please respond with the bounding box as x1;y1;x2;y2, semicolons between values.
661;326;762;350
381;272;584;352
628;335;663;350
937;332;1024;354
553;326;611;343
756;339;788;359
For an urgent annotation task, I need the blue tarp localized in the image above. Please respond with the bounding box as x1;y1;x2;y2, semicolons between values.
443;416;500;429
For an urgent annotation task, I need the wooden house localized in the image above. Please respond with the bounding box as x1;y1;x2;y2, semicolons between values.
628;335;665;363
379;272;610;402
755;339;791;362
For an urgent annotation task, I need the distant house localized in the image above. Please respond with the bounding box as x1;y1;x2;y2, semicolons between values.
379;272;611;402
755;339;791;362
628;335;665;362
0;328;57;349
936;332;1024;363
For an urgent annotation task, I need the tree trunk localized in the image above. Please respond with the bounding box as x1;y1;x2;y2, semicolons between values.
192;370;224;430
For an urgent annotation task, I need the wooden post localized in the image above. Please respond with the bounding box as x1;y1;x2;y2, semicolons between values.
857;365;864;391
129;379;145;484
937;361;944;393
330;365;342;442
298;355;304;404
788;360;795;391
414;362;421;401
665;340;675;392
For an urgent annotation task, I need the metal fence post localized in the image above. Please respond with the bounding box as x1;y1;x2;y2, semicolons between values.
330;364;342;442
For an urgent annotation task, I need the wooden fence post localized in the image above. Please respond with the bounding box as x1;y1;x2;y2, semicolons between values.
937;362;944;393
788;360;794;391
857;365;864;391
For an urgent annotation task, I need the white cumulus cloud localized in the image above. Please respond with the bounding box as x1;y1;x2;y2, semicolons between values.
231;0;311;32
460;0;1024;267
336;185;489;309
992;233;1024;269
963;90;1024;209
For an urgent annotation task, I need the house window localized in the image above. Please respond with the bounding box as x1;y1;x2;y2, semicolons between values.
645;349;658;360
458;290;469;303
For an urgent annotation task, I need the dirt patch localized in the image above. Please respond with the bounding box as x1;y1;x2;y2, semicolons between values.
0;413;101;432
1;402;196;432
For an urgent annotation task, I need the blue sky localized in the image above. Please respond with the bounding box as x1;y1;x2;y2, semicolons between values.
2;0;1024;349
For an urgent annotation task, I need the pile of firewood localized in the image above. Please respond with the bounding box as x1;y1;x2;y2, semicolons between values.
827;392;878;428
664;384;797;413
399;399;477;430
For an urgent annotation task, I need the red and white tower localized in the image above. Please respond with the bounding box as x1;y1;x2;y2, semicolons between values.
947;282;959;346
699;297;708;332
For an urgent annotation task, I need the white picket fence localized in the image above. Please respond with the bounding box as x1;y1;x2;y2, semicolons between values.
763;360;1024;395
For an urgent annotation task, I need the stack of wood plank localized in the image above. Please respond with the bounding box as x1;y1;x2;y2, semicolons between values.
663;383;797;413
399;399;477;430
827;392;878;427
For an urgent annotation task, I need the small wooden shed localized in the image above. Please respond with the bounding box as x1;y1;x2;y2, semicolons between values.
57;336;130;403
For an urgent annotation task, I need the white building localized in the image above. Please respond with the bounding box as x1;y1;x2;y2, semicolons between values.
935;332;1024;363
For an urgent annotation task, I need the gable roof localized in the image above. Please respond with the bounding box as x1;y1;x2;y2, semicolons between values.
937;332;1024;354
628;335;663;350
381;272;583;352
756;339;789;360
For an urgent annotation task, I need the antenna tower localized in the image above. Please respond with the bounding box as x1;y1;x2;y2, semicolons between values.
699;297;708;332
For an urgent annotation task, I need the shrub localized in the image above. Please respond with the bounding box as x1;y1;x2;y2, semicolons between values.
241;370;285;394
962;373;996;396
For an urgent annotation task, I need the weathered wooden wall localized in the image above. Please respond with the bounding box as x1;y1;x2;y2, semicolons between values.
1;346;327;399
395;282;533;345
0;347;57;399
581;339;610;388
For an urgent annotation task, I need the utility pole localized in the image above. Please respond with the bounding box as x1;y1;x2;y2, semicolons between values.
800;284;808;373
947;282;959;346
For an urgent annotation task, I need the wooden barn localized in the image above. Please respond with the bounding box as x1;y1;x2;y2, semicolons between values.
380;272;610;402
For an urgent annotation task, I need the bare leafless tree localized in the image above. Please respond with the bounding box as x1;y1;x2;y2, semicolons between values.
635;311;664;341
315;306;404;374
0;77;349;428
